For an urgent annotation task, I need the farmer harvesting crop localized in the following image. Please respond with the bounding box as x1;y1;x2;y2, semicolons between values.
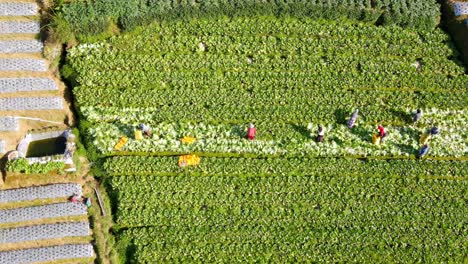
347;109;359;128
377;125;387;142
247;124;256;140
413;109;422;123
139;123;151;137
69;194;82;203
419;144;430;158
317;125;325;143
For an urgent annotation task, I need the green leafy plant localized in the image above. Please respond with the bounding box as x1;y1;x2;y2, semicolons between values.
6;158;66;174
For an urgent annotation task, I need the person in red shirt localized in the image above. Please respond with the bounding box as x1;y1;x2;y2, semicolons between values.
69;194;82;203
247;124;256;140
377;125;387;142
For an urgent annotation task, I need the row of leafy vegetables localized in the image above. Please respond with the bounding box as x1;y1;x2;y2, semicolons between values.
54;0;440;41
108;169;468;263
65;17;467;159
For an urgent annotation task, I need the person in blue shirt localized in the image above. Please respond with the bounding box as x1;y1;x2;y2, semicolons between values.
419;144;430;158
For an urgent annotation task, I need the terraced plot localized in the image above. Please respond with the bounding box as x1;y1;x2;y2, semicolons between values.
0;244;94;264
0;184;94;264
0;0;68;154
0;183;82;203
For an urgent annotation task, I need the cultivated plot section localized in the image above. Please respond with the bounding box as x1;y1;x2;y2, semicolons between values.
0;21;40;34
0;2;38;17
0;222;90;243
0;184;94;263
454;2;468;16
0;117;18;131
0;0;67;154
0;58;46;71
0;77;57;93
0;244;94;264
0;97;63;110
0;39;43;53
0;183;82;204
0;202;87;224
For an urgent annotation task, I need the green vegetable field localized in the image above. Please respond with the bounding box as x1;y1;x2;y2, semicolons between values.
59;0;468;262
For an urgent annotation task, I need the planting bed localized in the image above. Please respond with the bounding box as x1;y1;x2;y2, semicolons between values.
0;183;82;204
0;244;94;264
0;117;18;131
0;58;46;72
0;21;40;34
0;222;90;244
0;3;37;17
0;77;57;93
0;97;63;111
0;40;42;54
0;202;87;224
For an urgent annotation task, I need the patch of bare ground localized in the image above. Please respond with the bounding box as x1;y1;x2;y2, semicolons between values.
0;33;38;40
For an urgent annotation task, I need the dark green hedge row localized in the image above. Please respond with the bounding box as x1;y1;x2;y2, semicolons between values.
57;0;440;41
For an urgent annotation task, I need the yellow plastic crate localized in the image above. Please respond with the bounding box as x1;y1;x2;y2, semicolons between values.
114;137;128;151
178;154;201;167
180;136;196;144
135;130;143;140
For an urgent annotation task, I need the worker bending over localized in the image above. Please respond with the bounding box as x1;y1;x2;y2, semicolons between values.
247;124;256;140
139;123;151;137
317;125;325;143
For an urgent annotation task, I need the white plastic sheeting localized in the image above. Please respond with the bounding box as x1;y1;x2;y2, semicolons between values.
0;117;18;131
0;222;90;243
0;58;47;71
0;202;87;224
0;21;40;34
454;2;468;16
0;183;82;204
0;3;38;16
0;97;63;110
0;140;4;154
0;244;94;264
0;77;57;93
0;39;42;53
